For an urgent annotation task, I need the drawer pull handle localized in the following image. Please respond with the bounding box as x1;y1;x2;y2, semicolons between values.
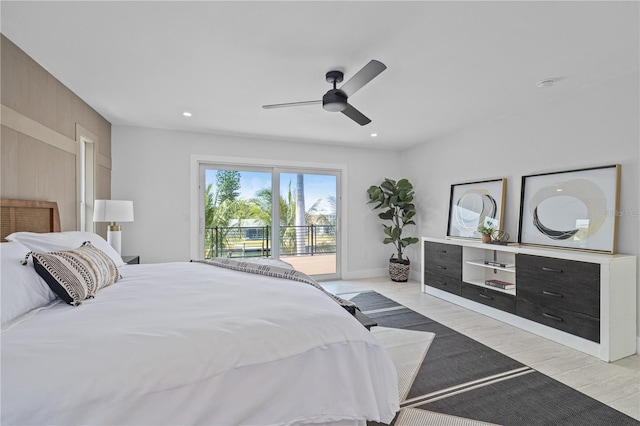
543;312;563;322
542;267;563;273
479;293;494;300
434;281;446;286
542;290;563;298
437;249;447;253
437;265;447;270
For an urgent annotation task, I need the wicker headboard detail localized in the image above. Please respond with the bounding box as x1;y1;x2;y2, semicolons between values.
0;199;61;242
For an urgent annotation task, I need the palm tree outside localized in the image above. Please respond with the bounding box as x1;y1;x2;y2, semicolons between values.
204;169;337;275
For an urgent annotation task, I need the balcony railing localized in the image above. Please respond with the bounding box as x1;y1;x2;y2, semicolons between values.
205;225;336;259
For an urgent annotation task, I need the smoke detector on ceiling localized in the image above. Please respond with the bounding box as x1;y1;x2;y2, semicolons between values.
536;79;556;88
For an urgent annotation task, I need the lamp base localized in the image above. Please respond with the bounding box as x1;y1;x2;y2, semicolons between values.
107;229;122;255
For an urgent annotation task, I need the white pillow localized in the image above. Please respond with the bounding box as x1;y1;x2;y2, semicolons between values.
1;241;56;326
6;231;125;267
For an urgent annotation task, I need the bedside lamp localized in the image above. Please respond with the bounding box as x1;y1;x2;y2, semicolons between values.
93;200;134;255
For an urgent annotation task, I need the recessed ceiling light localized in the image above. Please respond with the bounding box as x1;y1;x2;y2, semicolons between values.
371;133;378;137
536;79;556;88
182;111;192;117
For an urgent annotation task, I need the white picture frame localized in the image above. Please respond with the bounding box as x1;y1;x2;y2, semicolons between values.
518;164;620;253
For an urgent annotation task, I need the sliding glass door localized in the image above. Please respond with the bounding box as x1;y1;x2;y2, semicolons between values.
199;164;339;278
203;167;272;259
277;172;337;276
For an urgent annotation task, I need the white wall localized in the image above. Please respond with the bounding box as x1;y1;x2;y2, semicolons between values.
112;71;638;338
111;127;402;279
401;71;640;339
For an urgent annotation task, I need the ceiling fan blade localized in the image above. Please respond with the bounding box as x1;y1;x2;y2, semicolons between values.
262;100;321;109
341;103;371;126
339;60;387;97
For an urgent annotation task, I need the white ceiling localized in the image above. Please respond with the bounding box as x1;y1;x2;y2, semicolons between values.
1;1;638;149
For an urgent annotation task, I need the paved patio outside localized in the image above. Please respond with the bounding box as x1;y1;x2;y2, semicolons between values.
281;253;336;276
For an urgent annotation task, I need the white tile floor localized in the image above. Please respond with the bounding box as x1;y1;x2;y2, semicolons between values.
321;277;640;421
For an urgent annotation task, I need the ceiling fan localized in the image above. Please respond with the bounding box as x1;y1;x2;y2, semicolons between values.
262;60;387;126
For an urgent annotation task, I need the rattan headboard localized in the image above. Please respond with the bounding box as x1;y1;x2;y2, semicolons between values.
1;199;61;241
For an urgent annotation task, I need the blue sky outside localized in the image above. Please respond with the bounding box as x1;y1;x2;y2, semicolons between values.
205;170;336;214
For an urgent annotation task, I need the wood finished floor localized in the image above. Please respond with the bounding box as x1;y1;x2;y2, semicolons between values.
321;277;640;421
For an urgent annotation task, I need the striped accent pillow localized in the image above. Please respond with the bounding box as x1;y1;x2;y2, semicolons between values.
28;242;121;306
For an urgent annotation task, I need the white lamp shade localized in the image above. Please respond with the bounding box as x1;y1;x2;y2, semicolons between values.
93;200;134;223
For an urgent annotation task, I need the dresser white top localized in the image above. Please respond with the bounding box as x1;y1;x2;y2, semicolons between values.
422;236;636;265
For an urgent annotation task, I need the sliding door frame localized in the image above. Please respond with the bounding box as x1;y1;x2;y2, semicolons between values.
190;154;346;279
275;167;341;280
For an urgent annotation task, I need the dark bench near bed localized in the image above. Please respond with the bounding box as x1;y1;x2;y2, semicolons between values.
355;309;377;330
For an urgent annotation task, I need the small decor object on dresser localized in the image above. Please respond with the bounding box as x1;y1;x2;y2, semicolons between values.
519;164;620;253
367;178;419;282
477;224;495;243
447;178;506;240
483;260;514;268
484;279;515;290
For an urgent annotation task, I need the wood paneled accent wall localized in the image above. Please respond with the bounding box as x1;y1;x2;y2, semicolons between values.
0;34;111;231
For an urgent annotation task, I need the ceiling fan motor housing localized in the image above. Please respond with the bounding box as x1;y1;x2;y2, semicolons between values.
323;89;347;112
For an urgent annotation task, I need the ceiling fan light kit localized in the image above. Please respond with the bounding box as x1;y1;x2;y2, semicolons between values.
263;59;387;126
323;93;347;112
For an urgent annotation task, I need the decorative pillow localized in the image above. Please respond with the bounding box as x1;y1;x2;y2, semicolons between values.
6;231;125;267
1;241;56;325
27;242;121;306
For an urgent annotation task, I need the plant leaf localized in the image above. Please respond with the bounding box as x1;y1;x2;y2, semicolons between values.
381;180;395;192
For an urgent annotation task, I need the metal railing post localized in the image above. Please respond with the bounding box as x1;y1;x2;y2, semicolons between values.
214;226;219;257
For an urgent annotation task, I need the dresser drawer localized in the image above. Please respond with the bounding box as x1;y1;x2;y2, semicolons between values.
424;272;462;296
461;283;516;313
424;242;462;279
516;297;600;343
516;254;600;318
424;241;462;259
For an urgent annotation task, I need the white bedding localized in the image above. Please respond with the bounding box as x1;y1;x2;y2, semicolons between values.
1;261;398;425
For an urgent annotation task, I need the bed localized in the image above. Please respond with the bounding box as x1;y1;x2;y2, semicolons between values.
0;199;399;425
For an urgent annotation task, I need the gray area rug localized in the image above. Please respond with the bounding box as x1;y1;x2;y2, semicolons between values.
345;291;639;426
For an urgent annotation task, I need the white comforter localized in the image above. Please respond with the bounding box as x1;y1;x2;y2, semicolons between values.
1;262;398;425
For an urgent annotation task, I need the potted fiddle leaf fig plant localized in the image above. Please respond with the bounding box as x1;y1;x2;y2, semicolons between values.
367;178;419;282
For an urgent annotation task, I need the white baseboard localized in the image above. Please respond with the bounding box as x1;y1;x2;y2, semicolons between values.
341;267;424;283
341;268;388;280
342;266;425;281
637;337;640;355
